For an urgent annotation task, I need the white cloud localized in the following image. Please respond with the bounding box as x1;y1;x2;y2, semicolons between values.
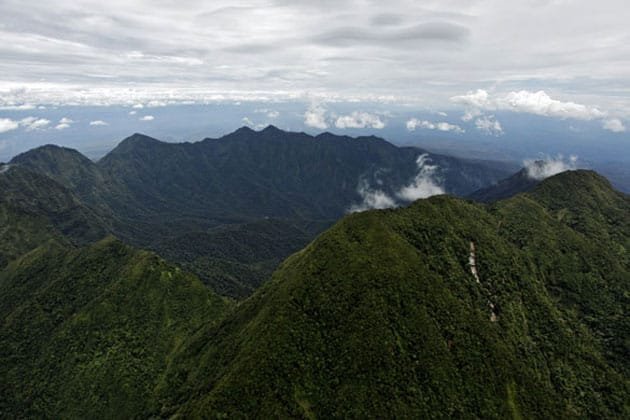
396;154;444;201
452;89;491;110
406;118;464;133
348;180;397;213
524;155;578;180
602;118;626;133
19;117;50;131
502;90;604;120
147;100;167;108
474;115;503;136
132;103;144;109
304;104;328;129
129;110;137;115
55;116;73;129
335;111;386;129
255;108;280;118
242;116;254;126
140;115;154;121
349;153;444;212
0;118;19;133
0;104;36;111
89;120;108;126
452;89;605;121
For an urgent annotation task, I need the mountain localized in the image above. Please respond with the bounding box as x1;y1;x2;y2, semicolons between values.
157;170;629;418
95;126;511;220
468;167;540;202
0;237;228;419
9;127;512;296
151;218;332;298
0;164;106;267
0;169;627;417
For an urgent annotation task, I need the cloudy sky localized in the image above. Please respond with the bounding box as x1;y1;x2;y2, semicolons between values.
0;0;628;160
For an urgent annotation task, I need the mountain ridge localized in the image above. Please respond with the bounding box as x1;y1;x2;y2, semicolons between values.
159;170;629;418
6;127;514;296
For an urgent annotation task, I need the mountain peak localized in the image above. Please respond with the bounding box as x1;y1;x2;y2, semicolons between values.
103;133;165;158
531;169;618;203
233;126;256;135
11;144;93;169
121;133;163;146
261;124;282;133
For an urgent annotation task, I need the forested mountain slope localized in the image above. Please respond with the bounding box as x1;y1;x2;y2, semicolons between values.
159;170;629;419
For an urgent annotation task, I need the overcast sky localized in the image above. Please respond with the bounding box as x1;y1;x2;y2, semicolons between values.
0;0;629;151
0;1;628;105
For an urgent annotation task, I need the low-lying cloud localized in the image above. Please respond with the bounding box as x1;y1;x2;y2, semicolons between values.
396;154;445;201
348;180;397;212
349;153;444;212
89;120;108;126
523;155;578;180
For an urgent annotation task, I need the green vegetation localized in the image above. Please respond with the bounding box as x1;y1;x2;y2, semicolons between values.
10;128;510;296
0;165;106;267
158;170;629;418
0;238;228;419
1;132;628;419
151;218;332;297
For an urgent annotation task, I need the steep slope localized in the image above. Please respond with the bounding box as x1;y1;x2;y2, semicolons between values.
0;164;106;267
160;170;629;418
9;127;511;297
0;237;228;419
96;127;512;221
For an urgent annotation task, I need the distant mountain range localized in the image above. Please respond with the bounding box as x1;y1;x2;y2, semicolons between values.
6;126;515;296
1;168;627;418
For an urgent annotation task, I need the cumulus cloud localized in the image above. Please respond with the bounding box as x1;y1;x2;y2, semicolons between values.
89;120;108;126
129;110;137;115
55;117;74;130
132;103;144;109
396;154;444;201
452;89;605;121
523;155;578;180
140;115;154;121
335;111;385;129
304;104;328;129
503;90;604;120
474;115;503;136
0;118;19;133
602;118;626;133
406;118;464;133
19;117;50;131
255;108;280;118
